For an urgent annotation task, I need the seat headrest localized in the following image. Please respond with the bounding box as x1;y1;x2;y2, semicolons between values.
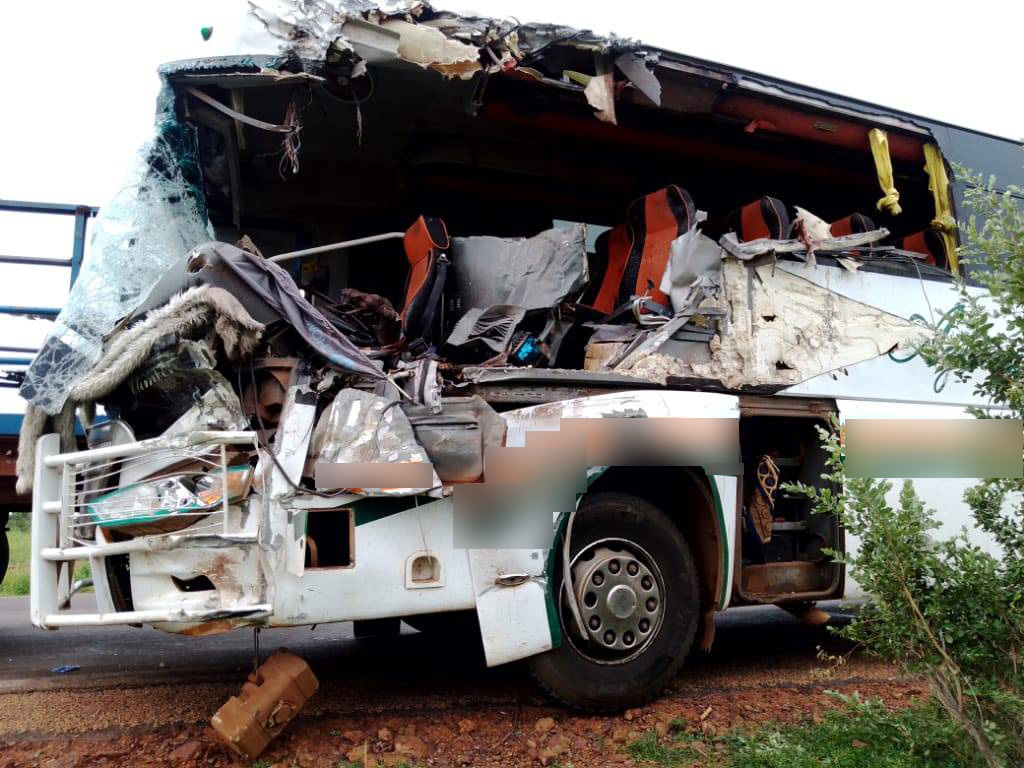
404;215;450;265
627;185;697;241
898;228;947;269
728;197;791;241
830;213;876;237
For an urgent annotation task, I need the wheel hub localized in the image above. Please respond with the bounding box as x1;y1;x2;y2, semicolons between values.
570;544;663;657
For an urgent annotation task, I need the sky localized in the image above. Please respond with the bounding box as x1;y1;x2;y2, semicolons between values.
0;0;1021;410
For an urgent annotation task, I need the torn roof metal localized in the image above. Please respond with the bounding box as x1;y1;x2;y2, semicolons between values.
155;1;1023;193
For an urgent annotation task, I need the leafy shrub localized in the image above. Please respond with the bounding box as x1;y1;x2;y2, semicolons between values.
787;171;1024;766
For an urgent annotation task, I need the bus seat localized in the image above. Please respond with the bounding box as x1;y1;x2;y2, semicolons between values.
726;196;791;241
402;215;450;346
896;228;948;269
620;185;697;307
583;224;631;314
829;212;876;237
830;212;876;258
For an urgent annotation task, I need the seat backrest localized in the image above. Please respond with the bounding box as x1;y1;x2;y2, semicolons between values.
402;215;450;345
897;228;948;269
583;224;631;314
620;185;696;307
726;196;791;241
829;212;875;237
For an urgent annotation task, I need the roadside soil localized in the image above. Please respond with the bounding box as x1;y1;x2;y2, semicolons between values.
0;649;923;768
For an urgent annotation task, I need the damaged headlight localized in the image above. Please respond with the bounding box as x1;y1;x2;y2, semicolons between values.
87;466;254;533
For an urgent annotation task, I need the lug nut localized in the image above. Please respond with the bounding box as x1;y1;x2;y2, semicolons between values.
592;571;604;586
641;576;653;590
627;561;639;576
603;630;616;645
639;618;650;632
608;560;620;574
584;591;597;608
646;597;658;612
623;631;635;645
589;615;601;630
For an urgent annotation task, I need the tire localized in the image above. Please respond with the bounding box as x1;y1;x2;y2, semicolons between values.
530;492;700;711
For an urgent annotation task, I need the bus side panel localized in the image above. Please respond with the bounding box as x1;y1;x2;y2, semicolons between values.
836;399;992;600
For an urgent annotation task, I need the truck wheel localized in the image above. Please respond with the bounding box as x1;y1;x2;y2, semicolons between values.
530;492;700;711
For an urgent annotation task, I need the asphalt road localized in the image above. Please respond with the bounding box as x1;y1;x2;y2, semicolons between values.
0;596;854;695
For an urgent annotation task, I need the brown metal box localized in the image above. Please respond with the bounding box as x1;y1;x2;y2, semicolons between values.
211;648;319;759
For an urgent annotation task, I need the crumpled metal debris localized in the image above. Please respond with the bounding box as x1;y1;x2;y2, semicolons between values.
381;18;481;79
15;286;264;494
659;221;722;312
311;389;439;495
623;260;931;389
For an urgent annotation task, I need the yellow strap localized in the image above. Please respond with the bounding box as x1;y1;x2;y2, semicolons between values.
923;143;960;272
868;128;903;215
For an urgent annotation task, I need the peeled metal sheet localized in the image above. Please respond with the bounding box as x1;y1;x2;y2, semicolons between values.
312;389;438;495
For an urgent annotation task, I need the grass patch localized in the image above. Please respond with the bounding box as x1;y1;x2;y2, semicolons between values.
627;694;970;768
2;525;90;597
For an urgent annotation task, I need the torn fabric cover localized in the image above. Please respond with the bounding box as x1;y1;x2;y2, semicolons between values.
311;389;438;495
445;305;527;361
187;242;384;379
450;224;588;311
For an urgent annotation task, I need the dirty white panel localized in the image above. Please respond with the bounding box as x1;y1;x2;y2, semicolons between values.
836;399;998;600
504;390;740;446
780;353;982;407
274;497;477;625
775;261;965;322
468;549;552;667
776;262;991;407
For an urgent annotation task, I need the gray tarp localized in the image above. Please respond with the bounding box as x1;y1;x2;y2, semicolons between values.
188;242;384;380
450;224;588;311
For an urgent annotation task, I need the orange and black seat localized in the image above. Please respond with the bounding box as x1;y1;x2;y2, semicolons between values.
830;212;876;237
726;196;791;242
620;185;697;307
896;228;949;270
401;215;450;346
582;224;631;314
830;212;876;257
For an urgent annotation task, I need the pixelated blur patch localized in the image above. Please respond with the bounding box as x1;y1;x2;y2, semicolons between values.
558;417;741;474
453;483;563;549
844;418;1022;478
314;461;434;491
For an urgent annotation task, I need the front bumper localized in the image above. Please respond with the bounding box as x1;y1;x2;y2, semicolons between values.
30;429;270;630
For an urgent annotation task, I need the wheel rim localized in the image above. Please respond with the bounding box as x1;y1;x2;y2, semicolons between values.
561;537;666;665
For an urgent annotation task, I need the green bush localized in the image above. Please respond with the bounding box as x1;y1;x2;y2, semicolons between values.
789;427;1024;766
786;171;1024;766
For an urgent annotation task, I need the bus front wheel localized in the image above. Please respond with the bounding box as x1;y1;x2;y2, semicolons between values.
530;492;700;711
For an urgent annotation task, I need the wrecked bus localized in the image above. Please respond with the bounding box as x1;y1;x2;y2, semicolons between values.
15;2;1023;710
